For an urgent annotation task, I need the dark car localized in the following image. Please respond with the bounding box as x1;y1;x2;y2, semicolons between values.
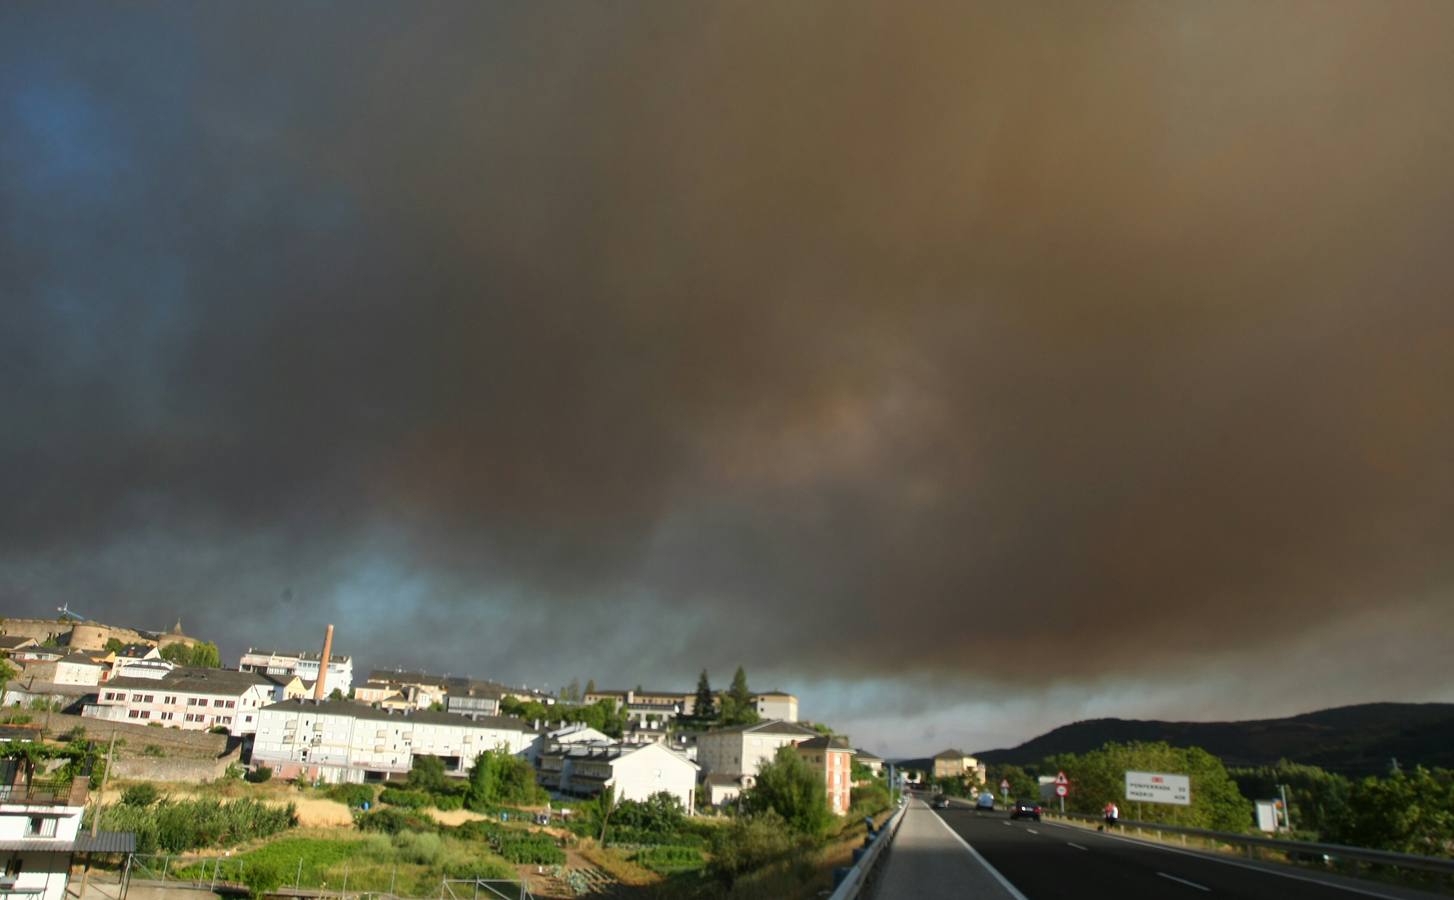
1010;799;1042;821
932;793;950;809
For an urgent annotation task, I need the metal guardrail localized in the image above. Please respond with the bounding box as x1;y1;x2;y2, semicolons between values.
826;802;909;900
1048;811;1454;876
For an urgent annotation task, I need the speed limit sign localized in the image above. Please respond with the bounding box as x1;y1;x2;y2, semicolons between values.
1055;784;1068;797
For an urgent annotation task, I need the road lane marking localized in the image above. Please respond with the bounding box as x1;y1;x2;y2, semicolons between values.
1067;842;1088;851
929;810;1031;900
1158;872;1210;892
1026;828;1038;835
1092;830;1410;900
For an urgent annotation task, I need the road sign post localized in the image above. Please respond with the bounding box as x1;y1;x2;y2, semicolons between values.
1000;778;1010;801
1055;771;1069;814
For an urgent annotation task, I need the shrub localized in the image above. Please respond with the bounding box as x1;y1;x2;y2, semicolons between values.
379;788;430;809
141;745;166;758
223;763;243;780
245;766;273;784
121;784;160;807
96;797;296;854
326;783;375;808
491;832;564;865
633;844;704;874
356;808;436;835
392;831;444;865
708;812;798;887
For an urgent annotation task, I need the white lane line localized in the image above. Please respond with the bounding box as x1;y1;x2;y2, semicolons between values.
1001;820;1013;826
1093;830;1410;900
1026;828;1038;835
1067;842;1088;851
1158;872;1210;892
929;810;1031;900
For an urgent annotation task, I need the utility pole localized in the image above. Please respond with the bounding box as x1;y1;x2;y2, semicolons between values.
1279;784;1293;833
76;734;117;900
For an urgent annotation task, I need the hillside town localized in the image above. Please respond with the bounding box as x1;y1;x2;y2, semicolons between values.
0;613;937;898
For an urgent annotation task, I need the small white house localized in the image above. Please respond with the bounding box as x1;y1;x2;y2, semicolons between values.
540;741;698;814
52;653;102;687
0;771;133;900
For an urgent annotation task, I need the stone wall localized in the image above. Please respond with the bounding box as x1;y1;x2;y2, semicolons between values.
111;747;241;783
41;711;230;757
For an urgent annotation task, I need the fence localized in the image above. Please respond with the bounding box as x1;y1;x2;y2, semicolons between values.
121;856;535;900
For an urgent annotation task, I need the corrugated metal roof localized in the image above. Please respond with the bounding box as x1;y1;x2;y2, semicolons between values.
0;832;136;853
76;831;136;853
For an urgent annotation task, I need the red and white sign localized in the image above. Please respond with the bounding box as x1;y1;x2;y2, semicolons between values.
1055;771;1069;786
1055;784;1068;797
1000;779;1010;791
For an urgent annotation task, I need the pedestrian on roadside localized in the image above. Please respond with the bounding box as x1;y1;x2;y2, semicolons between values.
1104;801;1119;829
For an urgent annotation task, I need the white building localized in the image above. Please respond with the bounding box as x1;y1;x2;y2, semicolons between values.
251;699;537;784
239;648;353;697
0;771;133;900
752;691;800;723
83;668;275;735
51;653;102;688
537;741;698;813
108;658;175;681
694;720;819;778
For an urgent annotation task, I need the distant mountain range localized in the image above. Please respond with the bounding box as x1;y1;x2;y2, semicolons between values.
975;703;1454;777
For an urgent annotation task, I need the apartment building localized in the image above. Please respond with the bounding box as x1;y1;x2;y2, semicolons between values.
444;682;504;719
932;749;987;784
83;668;275;735
251;699;536;784
694;720;819;778
239;648;354;697
796;735;853;815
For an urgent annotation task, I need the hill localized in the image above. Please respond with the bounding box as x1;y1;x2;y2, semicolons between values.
976;702;1454;777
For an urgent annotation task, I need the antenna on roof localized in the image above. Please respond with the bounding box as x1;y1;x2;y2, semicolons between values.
57;603;84;622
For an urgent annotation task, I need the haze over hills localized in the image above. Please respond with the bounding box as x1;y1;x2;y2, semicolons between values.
976;703;1454;777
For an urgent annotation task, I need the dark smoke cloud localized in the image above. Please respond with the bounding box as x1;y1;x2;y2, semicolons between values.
3;2;1453;734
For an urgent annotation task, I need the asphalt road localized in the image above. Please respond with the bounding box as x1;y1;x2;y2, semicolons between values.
870;797;1448;900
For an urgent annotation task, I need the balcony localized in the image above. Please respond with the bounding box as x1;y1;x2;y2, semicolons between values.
0;781;81;806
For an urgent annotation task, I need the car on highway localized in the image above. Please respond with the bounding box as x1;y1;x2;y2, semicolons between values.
975;792;995;811
932;793;950;809
1010;799;1042;821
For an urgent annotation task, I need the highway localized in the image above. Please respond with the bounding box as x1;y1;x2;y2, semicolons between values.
866;797;1449;900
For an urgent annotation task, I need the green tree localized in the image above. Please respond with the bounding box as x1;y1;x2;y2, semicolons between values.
160;641;220;668
0;659;15;696
743;745;831;837
329;687;344;701
1045;742;1250;831
693;670;717;722
720;666;760;727
584;679;596;696
1230;760;1353;841
104;638;125;653
408;754;448;793
1343;767;1454;855
466;747;543;809
707;812;796;889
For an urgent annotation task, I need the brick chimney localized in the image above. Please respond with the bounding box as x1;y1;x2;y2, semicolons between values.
313;624;334;701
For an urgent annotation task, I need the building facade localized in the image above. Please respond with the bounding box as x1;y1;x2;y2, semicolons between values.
83;668;275;735
537;741;697;813
694;720;819;778
239;649;354;697
796;735;853;815
251;699;536;784
0;772;130;900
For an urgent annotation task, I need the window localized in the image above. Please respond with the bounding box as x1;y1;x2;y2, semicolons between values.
187;698;197;706
164;696;177;704
131;694;146;702
26;817;57;838
143;695;154;703
128;710;140;719
139;711;151;720
197;699;209;707
5;858;22;878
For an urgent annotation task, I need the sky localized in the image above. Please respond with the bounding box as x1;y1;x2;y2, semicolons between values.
3;2;1453;757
